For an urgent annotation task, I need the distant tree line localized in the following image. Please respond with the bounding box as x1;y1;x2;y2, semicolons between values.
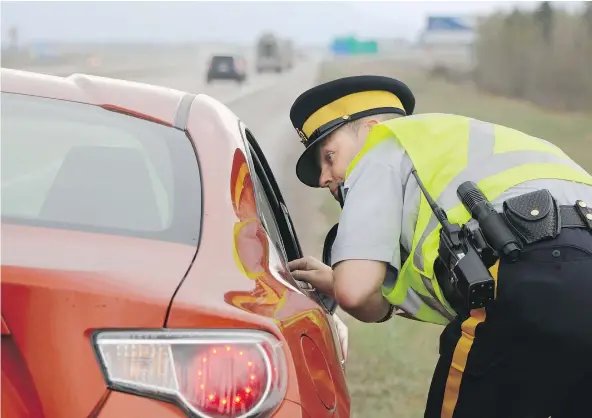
474;2;592;112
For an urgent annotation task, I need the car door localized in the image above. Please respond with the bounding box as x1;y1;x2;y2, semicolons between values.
239;124;339;315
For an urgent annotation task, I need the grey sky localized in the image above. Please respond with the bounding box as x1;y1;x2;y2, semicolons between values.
1;1;586;46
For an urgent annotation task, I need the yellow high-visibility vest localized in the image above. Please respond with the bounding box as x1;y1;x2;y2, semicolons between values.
345;113;592;325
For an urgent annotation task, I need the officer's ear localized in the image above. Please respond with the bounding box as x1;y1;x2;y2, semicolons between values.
359;119;380;138
364;118;381;129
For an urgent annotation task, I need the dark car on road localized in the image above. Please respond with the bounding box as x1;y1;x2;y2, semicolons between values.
206;54;247;84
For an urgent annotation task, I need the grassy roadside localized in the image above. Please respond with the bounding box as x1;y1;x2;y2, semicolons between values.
310;58;592;418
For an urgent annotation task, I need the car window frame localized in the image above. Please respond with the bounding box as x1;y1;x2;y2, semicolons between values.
239;123;338;314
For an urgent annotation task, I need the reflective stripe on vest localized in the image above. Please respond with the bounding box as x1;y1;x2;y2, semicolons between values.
345;113;592;325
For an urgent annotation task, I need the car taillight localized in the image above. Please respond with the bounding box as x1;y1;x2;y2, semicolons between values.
92;329;287;418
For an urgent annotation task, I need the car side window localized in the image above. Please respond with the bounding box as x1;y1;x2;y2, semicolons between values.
242;129;303;263
250;171;290;263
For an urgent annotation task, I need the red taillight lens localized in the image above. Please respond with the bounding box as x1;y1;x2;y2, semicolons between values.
177;344;268;416
93;330;287;418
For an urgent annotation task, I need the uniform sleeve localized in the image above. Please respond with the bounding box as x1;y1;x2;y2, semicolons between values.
331;161;404;271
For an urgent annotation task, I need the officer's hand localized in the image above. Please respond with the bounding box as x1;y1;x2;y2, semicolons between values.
288;256;334;296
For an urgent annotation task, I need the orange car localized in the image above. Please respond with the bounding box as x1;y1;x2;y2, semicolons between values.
1;68;350;418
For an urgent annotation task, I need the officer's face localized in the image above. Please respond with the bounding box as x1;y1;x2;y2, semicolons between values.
317;120;376;195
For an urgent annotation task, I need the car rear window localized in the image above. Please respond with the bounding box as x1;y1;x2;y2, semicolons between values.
211;56;234;65
1;92;202;245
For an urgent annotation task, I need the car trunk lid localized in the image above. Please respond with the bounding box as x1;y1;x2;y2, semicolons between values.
1;223;197;418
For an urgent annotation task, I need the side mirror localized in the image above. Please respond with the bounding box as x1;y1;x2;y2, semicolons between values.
319;223;340;314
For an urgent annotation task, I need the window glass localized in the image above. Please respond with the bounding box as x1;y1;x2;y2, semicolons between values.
1;92;201;244
250;170;289;264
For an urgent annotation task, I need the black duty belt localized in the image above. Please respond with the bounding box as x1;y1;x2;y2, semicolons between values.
560;203;592;229
499;192;592;247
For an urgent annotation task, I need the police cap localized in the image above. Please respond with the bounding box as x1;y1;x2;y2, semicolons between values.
289;75;415;187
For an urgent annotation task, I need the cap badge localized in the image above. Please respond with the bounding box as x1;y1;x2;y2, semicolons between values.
297;129;308;146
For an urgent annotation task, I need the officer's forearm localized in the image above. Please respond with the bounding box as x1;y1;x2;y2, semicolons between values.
333;259;391;322
340;290;391;323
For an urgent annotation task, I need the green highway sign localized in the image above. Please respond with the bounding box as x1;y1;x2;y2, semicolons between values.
331;36;378;55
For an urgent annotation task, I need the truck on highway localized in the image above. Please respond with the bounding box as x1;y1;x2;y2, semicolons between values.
255;33;294;73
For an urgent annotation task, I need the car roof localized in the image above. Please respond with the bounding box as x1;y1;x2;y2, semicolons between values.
2;67;200;126
0;67;250;180
211;54;241;59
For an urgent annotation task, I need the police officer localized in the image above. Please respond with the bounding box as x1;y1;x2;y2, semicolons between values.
287;75;592;418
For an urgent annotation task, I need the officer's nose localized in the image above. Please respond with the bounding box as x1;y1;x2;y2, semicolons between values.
318;165;333;188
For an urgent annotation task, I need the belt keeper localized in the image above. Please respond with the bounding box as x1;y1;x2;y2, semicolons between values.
575;200;592;230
